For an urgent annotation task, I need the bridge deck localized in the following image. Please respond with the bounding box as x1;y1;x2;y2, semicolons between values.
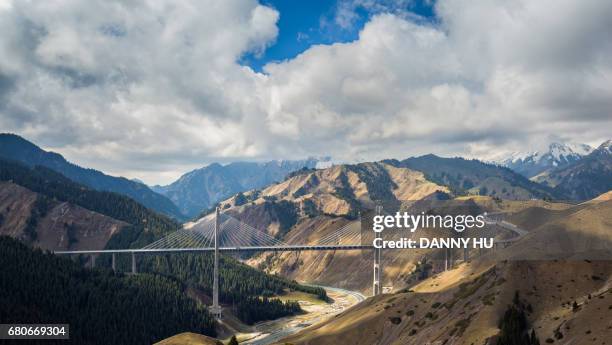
54;244;374;255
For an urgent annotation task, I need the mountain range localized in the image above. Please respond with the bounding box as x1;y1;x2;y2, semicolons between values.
0;133;184;219
392;155;558;200
492;139;611;201
2;134;610;225
533;140;612;200
152;159;328;218
211;153;599;291
495;142;593;178
1;133;611;344
0;155;325;338
0;133;331;219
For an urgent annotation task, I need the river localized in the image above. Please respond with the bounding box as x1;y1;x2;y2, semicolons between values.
240;286;366;345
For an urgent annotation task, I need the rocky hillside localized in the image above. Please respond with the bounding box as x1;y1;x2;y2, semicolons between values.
0;157;180;250
0;181;127;251
0;133;183;219
392;155;558;200
155;333;222;345
219;162;448;220
215;164;523;293
496;142;593;178
280;259;611;345
533;140;612;200
153;159;324;218
279;198;612;345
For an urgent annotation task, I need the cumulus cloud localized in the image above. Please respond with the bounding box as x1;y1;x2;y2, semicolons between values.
0;0;611;184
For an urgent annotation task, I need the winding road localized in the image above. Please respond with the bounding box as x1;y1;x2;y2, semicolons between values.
484;212;529;244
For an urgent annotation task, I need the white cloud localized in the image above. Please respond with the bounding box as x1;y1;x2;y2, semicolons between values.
0;0;611;184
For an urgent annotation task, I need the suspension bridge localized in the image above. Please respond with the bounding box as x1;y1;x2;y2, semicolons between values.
54;207;523;319
55;207;377;318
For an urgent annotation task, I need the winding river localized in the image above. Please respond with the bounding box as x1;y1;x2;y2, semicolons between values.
240;286;366;345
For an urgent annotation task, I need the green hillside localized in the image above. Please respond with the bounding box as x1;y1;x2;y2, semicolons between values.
0;133;184;219
0;158;324;325
0;158;179;247
0;236;215;345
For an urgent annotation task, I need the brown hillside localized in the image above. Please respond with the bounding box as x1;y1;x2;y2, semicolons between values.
500;200;612;260
214;162;451;293
0;181;127;251
589;190;612;202
154;332;222;345
277;201;612;344
221;162;448;218
279;260;612;345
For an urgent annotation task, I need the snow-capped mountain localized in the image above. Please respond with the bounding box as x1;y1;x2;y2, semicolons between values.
535;139;612;200
496;142;594;178
597;139;612;155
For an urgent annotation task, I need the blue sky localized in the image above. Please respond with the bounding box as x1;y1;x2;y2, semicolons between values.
241;0;437;71
3;0;610;184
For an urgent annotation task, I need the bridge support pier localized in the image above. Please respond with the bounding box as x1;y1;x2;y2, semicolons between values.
131;252;137;274
210;207;222;319
112;253;116;272
445;247;454;270
90;255;96;268
444;248;448;270
372;205;382;297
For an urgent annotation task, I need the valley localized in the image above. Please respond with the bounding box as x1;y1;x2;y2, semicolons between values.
1;0;611;343
0;134;610;345
271;195;612;344
238;286;365;345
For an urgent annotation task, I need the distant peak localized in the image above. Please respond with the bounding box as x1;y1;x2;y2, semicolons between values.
547;141;593;157
0;133;37;146
598;139;612;147
419;153;439;159
493;140;595;178
596;139;612;152
548;142;564;149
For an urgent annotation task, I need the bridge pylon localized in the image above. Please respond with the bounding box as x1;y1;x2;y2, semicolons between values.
210;207;222;319
373;205;383;296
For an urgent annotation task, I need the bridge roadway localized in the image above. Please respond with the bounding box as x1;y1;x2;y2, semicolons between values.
54;244;374;255
55;218;525;255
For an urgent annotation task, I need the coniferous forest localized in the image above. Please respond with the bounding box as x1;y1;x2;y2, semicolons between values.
0;236;216;345
496;292;540;345
136;253;326;324
0;158;326;326
0;158;179;246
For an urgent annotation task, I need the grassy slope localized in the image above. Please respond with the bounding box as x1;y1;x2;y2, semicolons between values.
278;200;612;344
155;333;223;345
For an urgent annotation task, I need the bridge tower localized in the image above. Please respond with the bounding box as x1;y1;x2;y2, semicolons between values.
372;204;383;296
210;207;222;319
